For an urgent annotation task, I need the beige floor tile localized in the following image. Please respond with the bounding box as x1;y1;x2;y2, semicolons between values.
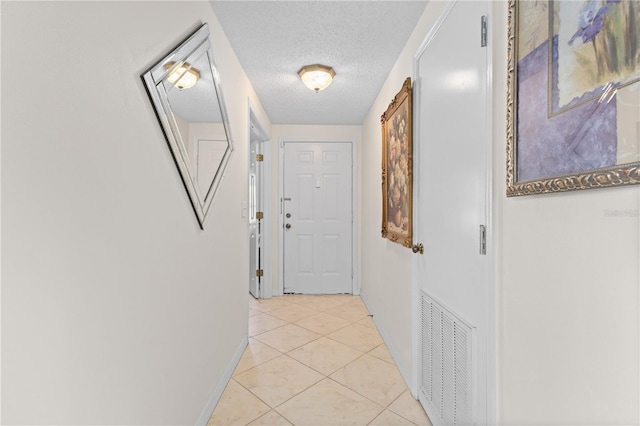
268;303;319;323
254;323;321;352
341;297;367;310
234;355;324;407
325;302;371;322
249;299;262;313
300;295;353;311
328;323;384;352
276;378;383;425
207;379;270;426
248;410;293;425
234;338;282;376
357;316;377;329
368;409;416;425
249;307;262;317
249;313;288;337
295;312;351;336
288;337;364;376
368;344;395;365
252;297;295;313
388;391;432;426
330;354;407;407
281;294;316;304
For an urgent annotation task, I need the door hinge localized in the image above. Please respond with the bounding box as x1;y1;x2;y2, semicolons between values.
479;225;487;255
481;15;487;47
256;154;264;162
256;211;264;220
256;269;264;277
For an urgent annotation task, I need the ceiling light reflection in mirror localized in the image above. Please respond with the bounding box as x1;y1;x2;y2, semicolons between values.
165;61;200;90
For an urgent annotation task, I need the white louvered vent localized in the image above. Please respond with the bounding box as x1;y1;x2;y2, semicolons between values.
419;291;473;426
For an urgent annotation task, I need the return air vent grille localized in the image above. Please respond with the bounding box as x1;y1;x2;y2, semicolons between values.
419;291;473;426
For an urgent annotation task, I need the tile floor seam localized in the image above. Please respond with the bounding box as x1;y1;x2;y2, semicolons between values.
292;315;355;335
367;409;420;426
386;392;424;426
269;380;325;411
249;322;289;338
387;406;421;425
247;336;285;350
323;376;388;411
270;407;295;426
231;384;275;417
288;344;368;377
279;410;297;426
324;362;407;412
223;378;271;425
230;370;312;417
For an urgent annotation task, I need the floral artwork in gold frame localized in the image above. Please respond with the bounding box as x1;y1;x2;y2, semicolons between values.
381;77;413;247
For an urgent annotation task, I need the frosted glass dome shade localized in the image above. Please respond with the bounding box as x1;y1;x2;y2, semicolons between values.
165;62;200;90
298;64;335;92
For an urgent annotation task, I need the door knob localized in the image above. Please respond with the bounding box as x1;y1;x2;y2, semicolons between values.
412;243;424;255
285;223;291;229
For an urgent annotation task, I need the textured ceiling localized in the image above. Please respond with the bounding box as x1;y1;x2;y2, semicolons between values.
210;1;428;125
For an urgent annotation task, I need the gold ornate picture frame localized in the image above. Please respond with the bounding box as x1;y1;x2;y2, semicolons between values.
507;0;640;196
382;77;413;247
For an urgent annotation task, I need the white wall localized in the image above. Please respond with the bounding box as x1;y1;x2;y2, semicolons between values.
269;125;362;295
1;2;270;424
491;2;640;424
360;1;449;389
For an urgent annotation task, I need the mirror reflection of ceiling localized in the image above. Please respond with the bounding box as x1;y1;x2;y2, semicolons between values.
164;50;223;124
210;1;428;125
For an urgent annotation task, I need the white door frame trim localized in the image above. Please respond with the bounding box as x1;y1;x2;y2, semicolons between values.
411;1;496;424
278;138;359;296
248;102;272;299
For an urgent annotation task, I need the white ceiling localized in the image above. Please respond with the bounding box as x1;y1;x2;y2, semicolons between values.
209;1;428;125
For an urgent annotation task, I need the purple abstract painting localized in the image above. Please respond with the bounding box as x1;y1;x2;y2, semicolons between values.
517;36;617;181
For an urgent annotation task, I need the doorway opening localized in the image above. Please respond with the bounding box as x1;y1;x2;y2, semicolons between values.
248;108;271;299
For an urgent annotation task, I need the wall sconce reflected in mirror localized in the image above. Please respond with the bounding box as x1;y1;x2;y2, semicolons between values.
165;61;200;90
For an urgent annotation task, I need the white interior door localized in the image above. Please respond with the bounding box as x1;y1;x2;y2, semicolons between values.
282;142;352;294
249;130;264;299
414;1;492;425
248;113;271;298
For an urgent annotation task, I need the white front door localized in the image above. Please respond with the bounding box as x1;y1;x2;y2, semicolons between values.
414;1;492;425
282;142;352;294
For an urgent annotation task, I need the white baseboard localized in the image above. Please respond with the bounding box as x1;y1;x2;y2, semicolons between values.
195;336;248;426
359;293;413;392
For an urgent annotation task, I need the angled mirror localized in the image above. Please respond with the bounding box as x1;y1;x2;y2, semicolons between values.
142;23;233;228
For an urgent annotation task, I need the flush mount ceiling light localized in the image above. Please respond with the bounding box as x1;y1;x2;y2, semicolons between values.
165;61;200;90
298;64;335;93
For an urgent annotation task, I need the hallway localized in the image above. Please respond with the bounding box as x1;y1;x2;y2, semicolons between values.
208;295;431;425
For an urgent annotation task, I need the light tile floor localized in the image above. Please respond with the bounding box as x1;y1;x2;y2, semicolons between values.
208;295;432;426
